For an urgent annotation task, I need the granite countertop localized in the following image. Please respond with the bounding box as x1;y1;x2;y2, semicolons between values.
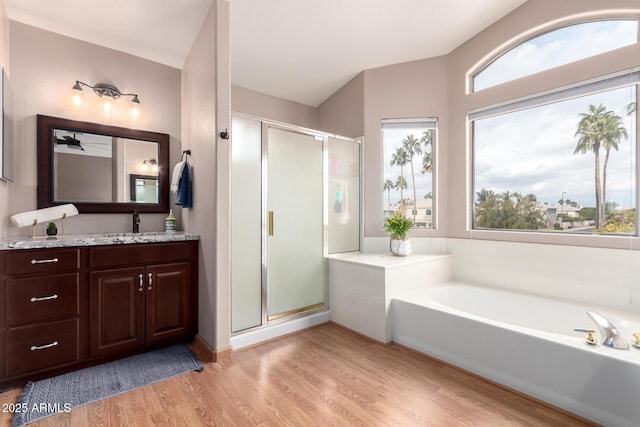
0;231;200;250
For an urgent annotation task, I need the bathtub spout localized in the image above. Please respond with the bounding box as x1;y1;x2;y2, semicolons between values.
586;310;629;350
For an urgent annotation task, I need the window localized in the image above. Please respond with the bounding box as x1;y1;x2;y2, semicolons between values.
473;20;639;92
471;72;638;235
382;119;436;229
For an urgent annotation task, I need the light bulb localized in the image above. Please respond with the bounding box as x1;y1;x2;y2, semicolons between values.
70;81;84;108
129;103;140;119
103;100;112;113
72;92;83;107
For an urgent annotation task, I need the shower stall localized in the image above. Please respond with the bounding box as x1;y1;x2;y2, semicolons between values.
231;115;361;334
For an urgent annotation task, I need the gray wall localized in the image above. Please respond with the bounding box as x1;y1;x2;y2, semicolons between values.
317;72;365;139
232;84;317;129
7;21;181;236
0;0;9;237
182;0;231;352
316;0;640;249
446;0;640;250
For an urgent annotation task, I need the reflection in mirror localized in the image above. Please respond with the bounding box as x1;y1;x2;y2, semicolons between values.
37;115;169;213
130;174;159;203
53;130;159;203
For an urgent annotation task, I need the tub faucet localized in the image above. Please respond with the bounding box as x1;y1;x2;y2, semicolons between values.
586;310;629;350
132;210;140;233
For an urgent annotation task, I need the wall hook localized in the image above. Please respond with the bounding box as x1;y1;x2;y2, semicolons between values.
220;129;230;140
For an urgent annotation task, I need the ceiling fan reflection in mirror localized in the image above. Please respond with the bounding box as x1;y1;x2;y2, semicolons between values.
55;133;84;150
53;130;113;157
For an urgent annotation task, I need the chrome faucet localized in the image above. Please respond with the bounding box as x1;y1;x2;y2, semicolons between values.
132;210;140;233
586;310;629;350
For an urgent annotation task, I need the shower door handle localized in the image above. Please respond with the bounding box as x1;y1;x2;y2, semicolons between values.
267;211;274;236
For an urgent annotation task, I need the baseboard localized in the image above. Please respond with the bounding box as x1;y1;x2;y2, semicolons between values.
231;310;331;350
214;346;233;363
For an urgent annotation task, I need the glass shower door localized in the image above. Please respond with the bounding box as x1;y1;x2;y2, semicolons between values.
265;127;325;320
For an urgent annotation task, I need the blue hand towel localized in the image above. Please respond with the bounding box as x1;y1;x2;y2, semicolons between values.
176;163;192;208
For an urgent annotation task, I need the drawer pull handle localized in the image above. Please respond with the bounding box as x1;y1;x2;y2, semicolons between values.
30;294;59;303
31;258;59;265
148;273;153;291
139;274;144;292
30;341;59;351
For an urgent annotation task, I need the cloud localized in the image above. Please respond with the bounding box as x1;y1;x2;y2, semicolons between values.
475;20;638;90
474;86;636;207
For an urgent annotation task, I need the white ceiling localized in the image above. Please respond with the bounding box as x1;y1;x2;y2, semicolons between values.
5;0;527;107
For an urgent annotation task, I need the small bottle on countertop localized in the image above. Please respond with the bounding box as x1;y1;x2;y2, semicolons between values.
165;209;177;234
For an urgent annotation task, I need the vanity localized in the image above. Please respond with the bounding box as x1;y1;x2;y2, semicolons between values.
0;233;199;391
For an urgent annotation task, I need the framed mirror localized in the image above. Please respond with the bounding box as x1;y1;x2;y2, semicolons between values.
37;114;170;213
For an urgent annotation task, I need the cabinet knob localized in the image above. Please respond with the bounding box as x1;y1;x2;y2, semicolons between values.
138;274;144;292
148;273;153;291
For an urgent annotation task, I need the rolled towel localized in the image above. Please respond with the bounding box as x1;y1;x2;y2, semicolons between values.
171;161;186;194
11;204;79;228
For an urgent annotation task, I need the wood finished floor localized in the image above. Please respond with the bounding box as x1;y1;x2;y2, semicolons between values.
0;323;597;426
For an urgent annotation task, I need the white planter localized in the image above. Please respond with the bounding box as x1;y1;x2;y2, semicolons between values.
390;236;412;256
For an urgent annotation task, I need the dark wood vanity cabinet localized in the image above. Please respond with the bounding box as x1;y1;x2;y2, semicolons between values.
1;248;82;380
0;240;198;390
89;262;192;356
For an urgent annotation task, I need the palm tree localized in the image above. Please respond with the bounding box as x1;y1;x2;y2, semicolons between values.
390;147;409;204
421;129;434;169
421;151;432;174
574;103;628;229
383;179;394;210
395;176;408;209
402;134;421;223
626;101;636;116
601;112;628;212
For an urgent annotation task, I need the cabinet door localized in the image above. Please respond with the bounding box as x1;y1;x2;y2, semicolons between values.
90;267;145;356
145;263;191;343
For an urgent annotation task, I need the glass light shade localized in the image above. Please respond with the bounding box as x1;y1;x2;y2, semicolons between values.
70;87;84;108
140;160;150;172
129;101;140;119
100;96;114;114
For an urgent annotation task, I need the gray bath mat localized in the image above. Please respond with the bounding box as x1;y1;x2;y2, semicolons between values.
12;343;203;427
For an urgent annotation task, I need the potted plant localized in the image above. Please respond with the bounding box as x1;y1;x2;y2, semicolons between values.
46;221;58;236
383;210;413;256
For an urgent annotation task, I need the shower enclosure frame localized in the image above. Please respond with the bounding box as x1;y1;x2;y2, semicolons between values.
231;113;362;335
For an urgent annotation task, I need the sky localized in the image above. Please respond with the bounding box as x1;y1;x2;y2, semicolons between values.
474;86;636;208
473;20;638;209
474;20;638;91
383;126;433;207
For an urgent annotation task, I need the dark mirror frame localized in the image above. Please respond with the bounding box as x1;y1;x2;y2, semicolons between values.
37;114;170;213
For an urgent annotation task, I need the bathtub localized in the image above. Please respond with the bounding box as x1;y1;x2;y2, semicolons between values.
392;283;640;427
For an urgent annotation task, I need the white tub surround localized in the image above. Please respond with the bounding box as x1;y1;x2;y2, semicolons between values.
393;283;640;427
327;252;452;343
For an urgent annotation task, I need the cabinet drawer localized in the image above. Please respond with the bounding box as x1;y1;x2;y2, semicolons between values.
6;248;80;276
6;273;79;326
6;318;79;377
90;242;193;267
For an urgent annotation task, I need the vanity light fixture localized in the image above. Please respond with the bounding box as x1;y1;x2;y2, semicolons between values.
72;81;141;118
141;159;158;173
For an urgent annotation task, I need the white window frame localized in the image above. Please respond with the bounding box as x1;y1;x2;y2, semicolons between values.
381;118;438;230
469;68;639;236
